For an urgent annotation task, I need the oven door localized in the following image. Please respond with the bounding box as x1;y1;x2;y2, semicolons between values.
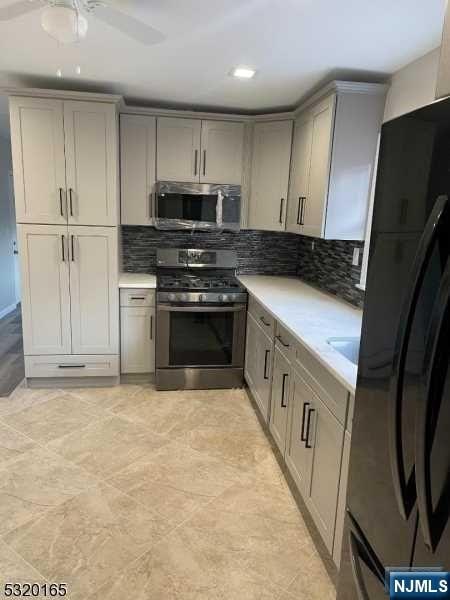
156;303;246;369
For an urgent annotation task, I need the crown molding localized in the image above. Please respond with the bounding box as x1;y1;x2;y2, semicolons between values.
1;86;122;104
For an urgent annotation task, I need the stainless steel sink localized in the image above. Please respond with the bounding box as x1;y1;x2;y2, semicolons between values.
327;336;360;365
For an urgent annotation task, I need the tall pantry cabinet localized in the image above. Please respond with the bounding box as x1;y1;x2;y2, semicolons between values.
9;94;120;382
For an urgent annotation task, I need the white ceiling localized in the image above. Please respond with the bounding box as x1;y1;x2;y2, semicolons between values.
0;0;446;114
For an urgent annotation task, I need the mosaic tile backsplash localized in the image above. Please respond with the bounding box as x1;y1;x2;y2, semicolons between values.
122;226;365;308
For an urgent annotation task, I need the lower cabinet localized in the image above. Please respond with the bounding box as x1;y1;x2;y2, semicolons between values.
269;345;291;454
120;288;155;374
244;312;273;421
18;224;119;378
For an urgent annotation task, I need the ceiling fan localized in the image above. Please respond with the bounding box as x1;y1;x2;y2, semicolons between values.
0;0;166;45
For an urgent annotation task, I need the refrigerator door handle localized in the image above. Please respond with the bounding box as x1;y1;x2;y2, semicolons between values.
389;194;449;520
416;257;450;553
348;511;385;600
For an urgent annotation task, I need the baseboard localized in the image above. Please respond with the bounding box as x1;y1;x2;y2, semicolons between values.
0;302;17;320
26;376;120;389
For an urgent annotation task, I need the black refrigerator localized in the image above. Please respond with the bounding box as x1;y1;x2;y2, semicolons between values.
337;97;450;599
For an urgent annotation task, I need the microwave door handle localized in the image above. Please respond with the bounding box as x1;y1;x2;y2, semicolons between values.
389;194;449;520
416;257;450;552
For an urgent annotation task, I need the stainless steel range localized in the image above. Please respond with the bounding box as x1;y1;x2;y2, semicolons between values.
155;248;247;391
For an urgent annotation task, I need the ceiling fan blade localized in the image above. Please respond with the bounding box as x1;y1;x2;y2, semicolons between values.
93;4;165;45
0;0;45;21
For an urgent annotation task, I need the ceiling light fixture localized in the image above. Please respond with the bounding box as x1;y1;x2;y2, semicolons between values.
41;2;88;45
231;66;256;79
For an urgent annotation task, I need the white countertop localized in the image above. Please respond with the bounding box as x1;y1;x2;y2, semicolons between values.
237;275;362;393
118;273;157;289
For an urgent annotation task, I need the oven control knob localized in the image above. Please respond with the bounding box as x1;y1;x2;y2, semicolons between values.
180;293;188;302
168;293;176;301
199;294;204;302
219;294;228;302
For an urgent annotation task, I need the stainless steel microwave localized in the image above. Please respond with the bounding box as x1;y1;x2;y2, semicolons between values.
154;181;241;231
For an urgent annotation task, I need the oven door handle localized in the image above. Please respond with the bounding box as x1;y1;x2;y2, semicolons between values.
157;304;246;313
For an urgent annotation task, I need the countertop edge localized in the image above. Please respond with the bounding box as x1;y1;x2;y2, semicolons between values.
118;273;157;289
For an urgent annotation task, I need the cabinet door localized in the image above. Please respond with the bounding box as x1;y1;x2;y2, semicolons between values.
64;101;118;226
285;371;314;498
248;121;293;231
286;113;313;233
18;224;71;355
200;120;244;184
120;114;156;226
269;347;291;455
245;312;273;422
10;97;66;225
69;226;118;355
120;306;155;373
156;117;201;182
307;394;345;553
302;95;335;238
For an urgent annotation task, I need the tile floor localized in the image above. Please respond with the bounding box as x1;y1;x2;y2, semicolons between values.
0;383;336;600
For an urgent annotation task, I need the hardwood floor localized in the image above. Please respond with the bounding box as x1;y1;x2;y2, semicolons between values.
0;305;24;397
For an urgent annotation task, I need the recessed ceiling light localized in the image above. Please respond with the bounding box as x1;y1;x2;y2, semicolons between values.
231;66;256;79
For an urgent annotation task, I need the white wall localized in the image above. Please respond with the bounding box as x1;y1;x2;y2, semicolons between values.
0;135;16;318
383;48;440;122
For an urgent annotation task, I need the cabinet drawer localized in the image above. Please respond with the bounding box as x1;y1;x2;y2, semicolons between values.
25;355;119;378
275;323;296;363
120;288;155;307
294;342;348;424
248;296;275;339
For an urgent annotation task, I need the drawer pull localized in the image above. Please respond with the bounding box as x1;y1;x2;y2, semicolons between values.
281;373;288;408
130;296;146;300
276;335;289;348
300;401;310;442
260;316;271;327
304;407;315;449
58;364;86;369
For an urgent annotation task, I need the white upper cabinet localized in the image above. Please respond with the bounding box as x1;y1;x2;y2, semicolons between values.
9;96;119;227
286;113;313;234
156;117;245;185
69;226;118;355
200;120;244;184
10;97;67;225
64;101;118;226
18;224;72;355
156;117;201;182
248;120;293;231
286;83;386;240
120;114;156;226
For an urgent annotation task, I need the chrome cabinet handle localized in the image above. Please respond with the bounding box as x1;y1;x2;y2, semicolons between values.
260;316;271;327
61;235;66;262
296;197;301;225
58;364;86;369
130;296;146;301
149;192;153;219
279;198;285;224
70;235;75;262
69;188;74;217
194;150;198;176
297;196;306;225
203;149;206;176
150;315;154;340
281;373;288;408
276;334;289;348
263;349;270;380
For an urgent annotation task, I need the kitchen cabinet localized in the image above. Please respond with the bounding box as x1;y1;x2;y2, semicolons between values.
200;120;244;184
18;224;119;362
269;344;291;455
120;289;155;374
10;96;119;227
69;226;119;355
18;224;72;356
244;312;273;422
248;120;293;231
156;117;244;184
120;115;156;226
286;83;386;239
156;117;201;183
